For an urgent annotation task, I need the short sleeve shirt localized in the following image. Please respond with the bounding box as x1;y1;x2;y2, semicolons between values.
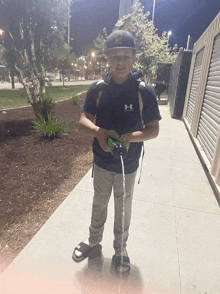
81;73;162;174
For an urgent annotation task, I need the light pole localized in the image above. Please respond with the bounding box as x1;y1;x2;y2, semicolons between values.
67;0;71;46
152;0;156;24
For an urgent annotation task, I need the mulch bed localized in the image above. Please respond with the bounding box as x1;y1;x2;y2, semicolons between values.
0;96;94;273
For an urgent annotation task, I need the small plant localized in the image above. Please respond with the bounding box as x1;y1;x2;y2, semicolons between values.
40;93;56;114
72;95;81;105
32;93;56;122
32;112;70;140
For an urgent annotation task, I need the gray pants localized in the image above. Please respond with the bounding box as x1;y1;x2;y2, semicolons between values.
89;163;137;254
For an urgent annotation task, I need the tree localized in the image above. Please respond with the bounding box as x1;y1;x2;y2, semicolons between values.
94;27;108;77
129;0;178;81
0;0;70;117
45;30;76;86
76;58;86;80
94;27;108;60
111;0;179;82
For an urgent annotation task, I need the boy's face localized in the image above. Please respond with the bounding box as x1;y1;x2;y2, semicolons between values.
107;48;136;84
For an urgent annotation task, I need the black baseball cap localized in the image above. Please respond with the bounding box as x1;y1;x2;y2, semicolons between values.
106;30;136;52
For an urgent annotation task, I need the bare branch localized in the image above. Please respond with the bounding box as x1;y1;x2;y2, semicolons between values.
19;22;24;41
15;64;33;104
8;31;14;41
24;49;30;66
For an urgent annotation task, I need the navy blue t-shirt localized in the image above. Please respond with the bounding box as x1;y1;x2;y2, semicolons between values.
81;72;162;174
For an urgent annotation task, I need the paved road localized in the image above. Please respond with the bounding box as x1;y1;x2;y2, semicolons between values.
0;80;99;90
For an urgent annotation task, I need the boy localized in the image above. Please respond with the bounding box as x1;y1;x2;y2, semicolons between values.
72;30;161;273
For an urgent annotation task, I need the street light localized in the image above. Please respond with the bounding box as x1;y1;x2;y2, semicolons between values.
167;30;172;44
0;29;4;36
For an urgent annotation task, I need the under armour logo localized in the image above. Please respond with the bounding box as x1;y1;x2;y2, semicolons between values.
125;104;133;111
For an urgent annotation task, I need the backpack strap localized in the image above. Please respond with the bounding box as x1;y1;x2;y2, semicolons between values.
138;91;145;129
96;90;103;107
138;81;146;184
96;79;105;85
95;79;105;108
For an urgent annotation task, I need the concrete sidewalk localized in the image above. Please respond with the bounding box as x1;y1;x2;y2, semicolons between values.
1;105;220;294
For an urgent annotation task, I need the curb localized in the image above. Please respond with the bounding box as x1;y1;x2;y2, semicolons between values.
0;91;87;112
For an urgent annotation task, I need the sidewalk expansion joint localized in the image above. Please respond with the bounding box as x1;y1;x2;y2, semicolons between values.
133;198;220;216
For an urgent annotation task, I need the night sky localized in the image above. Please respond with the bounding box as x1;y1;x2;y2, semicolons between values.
70;0;220;54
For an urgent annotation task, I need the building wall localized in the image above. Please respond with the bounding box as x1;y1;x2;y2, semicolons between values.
183;12;220;193
119;0;133;19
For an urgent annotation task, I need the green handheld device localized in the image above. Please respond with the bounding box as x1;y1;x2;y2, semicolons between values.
108;130;128;159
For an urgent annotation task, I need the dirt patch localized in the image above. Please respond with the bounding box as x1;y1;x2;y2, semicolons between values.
0;97;94;272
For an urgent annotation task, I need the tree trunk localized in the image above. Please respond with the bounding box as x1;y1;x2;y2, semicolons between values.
13;25;43;119
15;65;41;118
15;65;33;103
40;64;46;94
40;77;46;94
32;101;42;118
11;70;15;89
40;40;46;94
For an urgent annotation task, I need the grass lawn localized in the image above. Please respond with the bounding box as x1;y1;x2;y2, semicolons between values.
0;85;90;110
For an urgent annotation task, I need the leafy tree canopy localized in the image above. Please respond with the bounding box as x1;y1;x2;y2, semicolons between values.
94;0;179;82
0;0;72;114
129;0;178;80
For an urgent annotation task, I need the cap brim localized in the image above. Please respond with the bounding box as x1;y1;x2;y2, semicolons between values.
105;47;136;54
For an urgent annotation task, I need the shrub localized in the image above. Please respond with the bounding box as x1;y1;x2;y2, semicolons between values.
31;93;56;122
32;112;70;140
72;95;81;105
40;93;56;116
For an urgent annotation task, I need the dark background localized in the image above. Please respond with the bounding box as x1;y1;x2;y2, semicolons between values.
69;0;220;54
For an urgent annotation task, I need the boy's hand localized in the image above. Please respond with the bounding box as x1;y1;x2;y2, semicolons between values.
118;133;132;149
96;128;117;152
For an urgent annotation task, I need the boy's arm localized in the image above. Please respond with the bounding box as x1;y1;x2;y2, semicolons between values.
79;111;117;152
119;120;159;147
79;111;98;136
130;120;159;142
